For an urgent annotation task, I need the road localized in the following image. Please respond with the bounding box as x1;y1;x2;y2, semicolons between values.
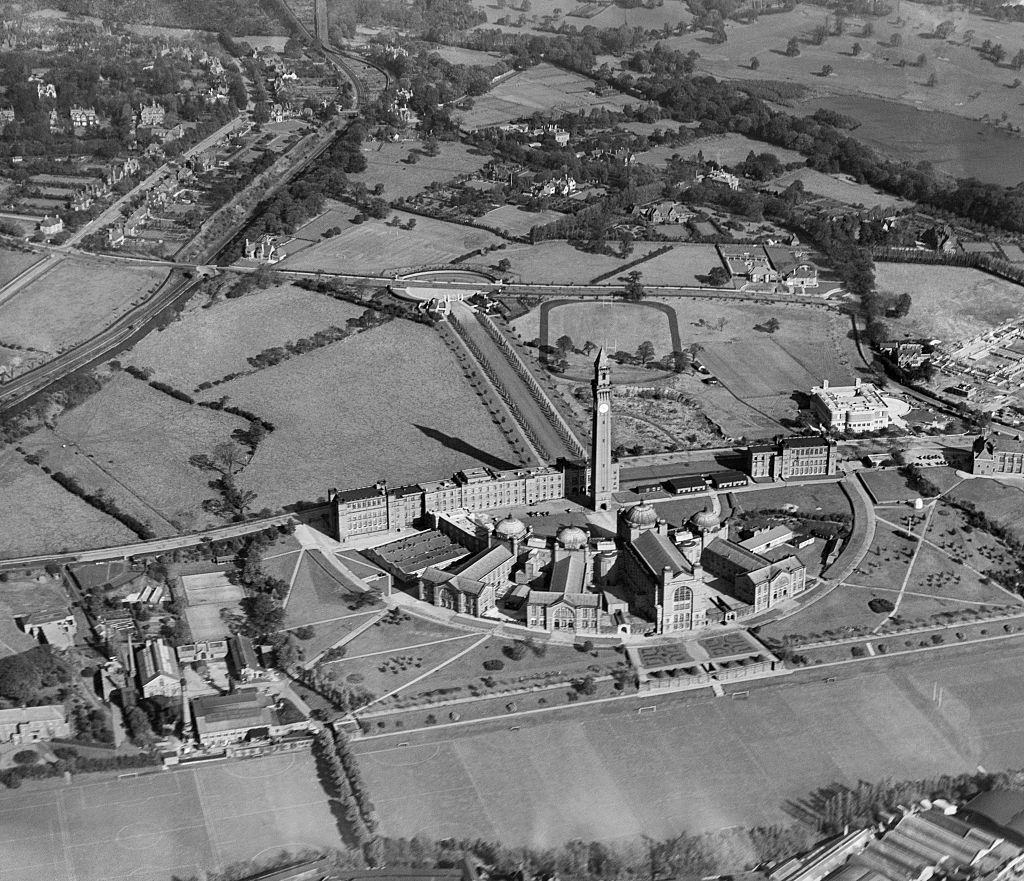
450;302;578;462
0;506;329;570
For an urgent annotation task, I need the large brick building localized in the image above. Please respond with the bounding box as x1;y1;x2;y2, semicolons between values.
970;434;1024;475
746;436;836;480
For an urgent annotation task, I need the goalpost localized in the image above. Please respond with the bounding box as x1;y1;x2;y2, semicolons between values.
637;705;657;714
731;691;749;700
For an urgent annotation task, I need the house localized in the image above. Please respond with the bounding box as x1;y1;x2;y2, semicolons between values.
244;234;282;264
701;168;740;190
69;105;98;129
38;215;63;237
0;107;15;127
137;100;166;127
0;706;71;744
970;434;1024;476
176;640;229;664
107;225;125;247
764;246;818;290
632;201;689;225
920;223;958;253
48;108;60;132
124;205;150;237
135;638;181;698
70;192;93;212
35;81;57;100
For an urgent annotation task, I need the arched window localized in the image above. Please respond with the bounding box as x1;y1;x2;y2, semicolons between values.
673;585;692;607
438;588;456;610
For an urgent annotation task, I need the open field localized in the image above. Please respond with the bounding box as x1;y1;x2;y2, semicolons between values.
0;248;42;288
761;583;892;641
0;752;341;881
478;205;565;236
542;300;677;357
278;211;502;275
949;478;1024;544
649;5;1024;184
0;447;136;558
427;45;505;66
459;63;633;130
737;480;852;517
768;168;910;210
636;133;804;168
127;283;367;391
361;141;490;202
199;321;518;509
356;637;1024;844
26;373;249;533
468;0;691;38
874;264;1024;343
282;551;383;631
0;260;167;355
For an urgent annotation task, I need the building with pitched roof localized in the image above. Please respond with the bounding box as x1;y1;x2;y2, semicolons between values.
970;434;1024;475
190;688;310;748
135;637;181;698
745;436;836;480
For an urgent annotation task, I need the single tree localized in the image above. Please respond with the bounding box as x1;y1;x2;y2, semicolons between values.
785;37;801;57
852;42;862;56
749;56;760;70
890;33;903;48
764;317;781;334
637;340;656;365
821;64;834;76
707;265;731;286
622;270;645;301
555;334;575;355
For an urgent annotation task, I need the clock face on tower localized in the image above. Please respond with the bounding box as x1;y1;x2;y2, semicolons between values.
597;403;609;414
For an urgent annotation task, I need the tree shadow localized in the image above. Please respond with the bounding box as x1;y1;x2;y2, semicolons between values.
414;424;518;471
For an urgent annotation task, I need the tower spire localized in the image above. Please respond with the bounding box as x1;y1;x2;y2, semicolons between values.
590;349;614;511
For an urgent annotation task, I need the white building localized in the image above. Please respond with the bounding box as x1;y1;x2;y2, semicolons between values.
810;378;890;433
0;705;70;744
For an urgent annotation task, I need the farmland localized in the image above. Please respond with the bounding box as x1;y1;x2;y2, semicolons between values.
0;247;41;288
478;205;565;237
356;637;1024;845
360;141;490;202
459;63;633;130
25;373;249;533
198;320;519;509
127;283;367;391
0;752;341;881
0;447;136;557
0;259;167;356
873;264;1024;342
636;133;804;168
768;168;910;210
278;211;502;275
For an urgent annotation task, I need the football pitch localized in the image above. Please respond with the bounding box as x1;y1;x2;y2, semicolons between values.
0;752;340;881
355;639;1024;847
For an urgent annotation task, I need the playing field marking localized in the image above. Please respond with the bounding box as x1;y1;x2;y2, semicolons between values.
56;789;74;881
361;743;443;766
191;767;222;870
356;633;492;711
220;754;297;779
333;632;479;663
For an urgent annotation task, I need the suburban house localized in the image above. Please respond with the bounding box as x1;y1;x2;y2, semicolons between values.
137;100;166;127
69;105;98;129
764;246;819;291
38;215;63;237
632;201;689;225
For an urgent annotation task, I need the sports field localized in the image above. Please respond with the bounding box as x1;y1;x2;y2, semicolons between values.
278;212;502;275
0;752;340;881
355;638;1024;845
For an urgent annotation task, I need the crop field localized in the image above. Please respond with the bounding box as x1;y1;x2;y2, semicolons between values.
0;247;42;288
768;168;909;210
873;264;1024;343
459;64;633;130
0;259;167;355
199;321;518;510
478;205;565;236
356;638;1024;844
361;141;490;201
26;373;249;533
0;752;341;881
0;448;136;558
278;212;502;275
127;283;367;391
636;133;804;169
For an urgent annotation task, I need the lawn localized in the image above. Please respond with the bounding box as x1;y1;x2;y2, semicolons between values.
541;300;678;358
283;550;384;630
0;258;168;355
361;141;490;202
760;584;892;642
737;480;852;517
636;133;804;169
923;503;1019;578
497;240;672;285
199;320;519;510
902;542;1014;607
355;638;1024;844
26;373;249;533
0;247;42;288
278;211;502;275
0;752;341;881
0;447;136;558
339;610;473;658
845;522;918;591
126;283;367;391
858;469;921;504
459;63;633;130
874;264;1024;343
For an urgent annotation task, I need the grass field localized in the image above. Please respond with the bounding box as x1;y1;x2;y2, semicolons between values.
355;638;1024;844
636;133;804;169
200;321;518;509
26;373;249;533
361;141;489;202
0;259;167;355
478;205;565;236
127;283;367;391
0;247;42;288
768;168;909;210
278;211;502;275
282;550;383;632
0;752;340;881
0;447;136;558
874;264;1024;343
544;301;676;357
459;63;633;130
949;478;1024;544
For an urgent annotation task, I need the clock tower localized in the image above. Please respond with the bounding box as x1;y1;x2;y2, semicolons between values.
591;348;615;510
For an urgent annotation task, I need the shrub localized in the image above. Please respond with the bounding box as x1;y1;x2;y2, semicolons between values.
294;625;315;640
868;597;895;613
482;659;505;671
576;639;595;653
12;750;39;765
504;642;528;661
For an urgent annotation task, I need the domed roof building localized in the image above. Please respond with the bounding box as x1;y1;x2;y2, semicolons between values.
493;515;527;542
556;525;590;550
624;502;658;529
690;507;721;533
